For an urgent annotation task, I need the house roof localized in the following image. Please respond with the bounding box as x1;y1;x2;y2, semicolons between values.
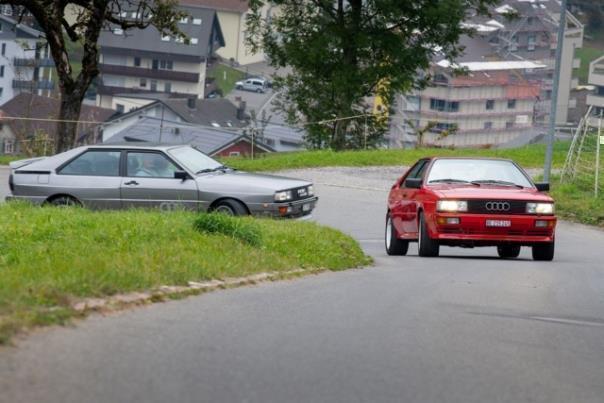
0;94;115;140
0;15;45;38
104;117;273;155
179;0;248;13
99;6;224;61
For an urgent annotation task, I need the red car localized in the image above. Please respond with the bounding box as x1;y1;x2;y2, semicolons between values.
385;157;556;261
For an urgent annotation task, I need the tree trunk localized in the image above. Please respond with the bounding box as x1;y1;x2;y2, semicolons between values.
56;88;86;152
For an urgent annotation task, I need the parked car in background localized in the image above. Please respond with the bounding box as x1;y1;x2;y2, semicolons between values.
385;157;556;261
235;77;268;93
7;145;317;218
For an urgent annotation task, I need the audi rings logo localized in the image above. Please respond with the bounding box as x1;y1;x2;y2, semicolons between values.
485;201;510;211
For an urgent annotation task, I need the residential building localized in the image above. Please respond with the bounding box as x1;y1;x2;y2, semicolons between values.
0;93;114;155
105;116;274;157
586;54;604;126
96;5;225;108
101;96;249;142
0;15;54;105
181;0;275;65
398;61;544;147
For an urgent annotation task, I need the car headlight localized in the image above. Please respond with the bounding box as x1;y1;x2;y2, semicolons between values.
307;185;314;196
437;200;468;212
274;190;293;202
526;202;554;214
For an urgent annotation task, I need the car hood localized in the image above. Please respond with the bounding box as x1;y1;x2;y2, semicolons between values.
429;184;554;202
196;170;311;192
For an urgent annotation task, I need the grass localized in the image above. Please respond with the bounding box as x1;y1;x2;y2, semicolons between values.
551;178;604;228
207;63;246;95
0;155;24;166
575;47;603;84
223;141;571;172
0;204;369;344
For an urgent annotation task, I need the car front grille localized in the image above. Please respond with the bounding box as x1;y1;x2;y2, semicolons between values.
466;200;528;215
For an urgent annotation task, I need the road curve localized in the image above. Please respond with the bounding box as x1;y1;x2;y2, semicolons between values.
1;178;604;403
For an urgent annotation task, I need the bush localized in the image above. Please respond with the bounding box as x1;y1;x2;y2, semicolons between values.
194;213;263;246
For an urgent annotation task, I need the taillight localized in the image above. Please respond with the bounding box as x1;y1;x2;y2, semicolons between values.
8;173;14;192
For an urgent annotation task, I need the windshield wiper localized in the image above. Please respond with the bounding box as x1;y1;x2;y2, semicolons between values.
196;165;233;175
471;180;524;189
429;179;475;184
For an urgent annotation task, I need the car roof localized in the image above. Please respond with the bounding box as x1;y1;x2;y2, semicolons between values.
428;156;515;162
86;144;190;151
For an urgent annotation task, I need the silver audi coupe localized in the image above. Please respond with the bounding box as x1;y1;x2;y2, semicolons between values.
6;145;318;218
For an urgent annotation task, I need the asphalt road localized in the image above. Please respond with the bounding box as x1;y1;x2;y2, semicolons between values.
0;167;9;201
1;180;604;403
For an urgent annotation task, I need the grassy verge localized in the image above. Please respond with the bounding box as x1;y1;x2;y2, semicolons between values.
0;155;25;166
0;203;369;344
207;64;246;95
223;141;570;172
551;178;604;228
575;47;603;84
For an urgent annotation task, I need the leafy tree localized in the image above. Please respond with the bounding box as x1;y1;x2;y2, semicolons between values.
1;1;185;152
247;0;497;150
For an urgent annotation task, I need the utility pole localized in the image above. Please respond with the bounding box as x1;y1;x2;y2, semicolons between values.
543;0;567;183
596;110;602;197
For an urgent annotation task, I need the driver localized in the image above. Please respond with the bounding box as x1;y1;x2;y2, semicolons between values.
135;155;173;177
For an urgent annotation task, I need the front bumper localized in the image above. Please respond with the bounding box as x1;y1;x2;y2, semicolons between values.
251;196;318;218
431;213;556;245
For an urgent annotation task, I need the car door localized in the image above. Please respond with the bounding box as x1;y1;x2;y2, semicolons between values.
120;151;199;210
393;159;429;236
55;149;122;209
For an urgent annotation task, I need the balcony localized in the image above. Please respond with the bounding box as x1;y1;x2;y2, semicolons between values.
99;64;200;83
12;80;55;90
586;94;604;108
13;57;54;68
97;84;191;97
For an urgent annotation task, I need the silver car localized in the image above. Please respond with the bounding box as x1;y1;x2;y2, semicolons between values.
235;78;268;93
6;145;318;218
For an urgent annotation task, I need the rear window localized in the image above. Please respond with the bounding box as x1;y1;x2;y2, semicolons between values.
59;150;120;176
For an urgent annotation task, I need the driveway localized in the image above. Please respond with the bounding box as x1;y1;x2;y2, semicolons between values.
1;168;604;403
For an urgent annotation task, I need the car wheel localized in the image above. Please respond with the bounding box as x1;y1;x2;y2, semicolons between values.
532;241;555;261
213;199;248;216
497;244;521;259
256;88;263;93
236;85;243;90
47;195;81;207
385;212;409;256
418;212;439;257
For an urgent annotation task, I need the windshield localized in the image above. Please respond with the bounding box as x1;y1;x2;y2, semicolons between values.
167;146;223;174
426;159;533;188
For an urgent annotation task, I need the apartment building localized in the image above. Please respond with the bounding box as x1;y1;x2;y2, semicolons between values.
0;15;54;105
96;5;225;109
586;54;604;126
399;61;544;147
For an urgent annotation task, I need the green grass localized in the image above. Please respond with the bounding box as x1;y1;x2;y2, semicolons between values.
551;178;604;228
223;141;570;172
0;204;369;344
575;47;603;84
0;155;24;165
207;64;246;95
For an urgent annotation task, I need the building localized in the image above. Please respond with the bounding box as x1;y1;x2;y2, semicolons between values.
96;5;225;109
0;93;114;155
0;15;54;105
101;96;249;142
105;116;274;157
398;61;544;147
586;54;604;126
181;0;274;66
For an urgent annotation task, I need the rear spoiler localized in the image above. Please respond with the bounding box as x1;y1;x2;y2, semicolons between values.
9;157;48;170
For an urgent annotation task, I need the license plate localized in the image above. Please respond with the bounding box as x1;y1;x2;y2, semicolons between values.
302;203;311;212
486;219;511;227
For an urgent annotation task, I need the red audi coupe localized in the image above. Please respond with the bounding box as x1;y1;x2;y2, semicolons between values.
385;157;556;261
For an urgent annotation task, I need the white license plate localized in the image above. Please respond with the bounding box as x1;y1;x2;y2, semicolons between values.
302;203;311;212
486;219;511;227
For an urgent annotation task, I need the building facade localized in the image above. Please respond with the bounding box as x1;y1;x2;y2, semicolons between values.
586;54;604;126
96;6;225;109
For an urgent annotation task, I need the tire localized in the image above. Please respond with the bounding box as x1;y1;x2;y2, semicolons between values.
385;212;409;256
497;244;521;259
418;212;439;257
212;199;248;216
236;85;243;90
532;241;555;261
47;195;81;207
256;88;263;93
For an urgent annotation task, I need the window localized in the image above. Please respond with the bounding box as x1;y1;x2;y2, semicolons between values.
164;82;171;93
192;18;202;25
1;43;5;56
0;87;3;98
134;57;141;67
152;59;159;69
140;78;147;88
527;34;536;51
0;23;3;32
4;140;14;154
150;80;157;91
166;60;173;70
597;86;604;96
160;60;166;69
507;99;516;109
0;65;4;78
429;98;459;112
59;151;121;176
486;99;494;110
229;151;241;157
527;17;534;25
506;121;514;129
127;152;179;178
116;104;125;113
403;160;429;187
484;121;493;130
190;38;199;45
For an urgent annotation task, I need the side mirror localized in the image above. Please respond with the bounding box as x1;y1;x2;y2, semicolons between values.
535;182;550;192
404;178;422;189
174;170;190;180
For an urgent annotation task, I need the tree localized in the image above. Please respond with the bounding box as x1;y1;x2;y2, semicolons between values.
246;0;497;150
1;1;185;152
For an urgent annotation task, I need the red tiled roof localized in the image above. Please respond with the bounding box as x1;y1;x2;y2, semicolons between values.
450;71;510;86
179;0;248;13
